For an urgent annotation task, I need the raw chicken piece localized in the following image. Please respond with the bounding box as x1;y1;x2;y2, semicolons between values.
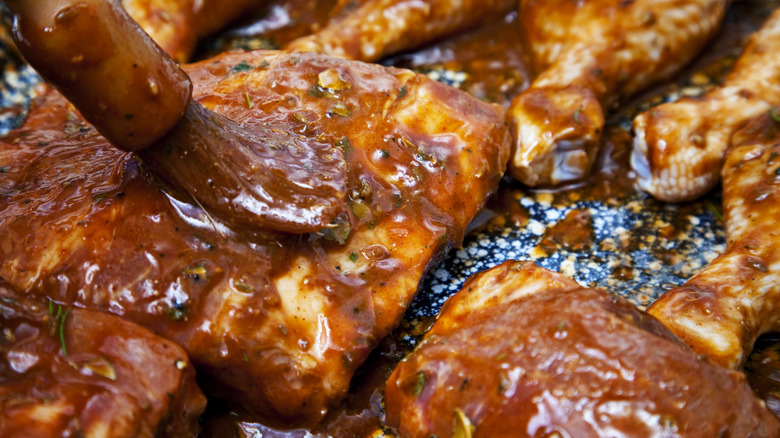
284;0;515;62
508;0;726;187
648;111;780;368
632;7;780;202
0;281;206;438
0;50;510;425
385;261;780;437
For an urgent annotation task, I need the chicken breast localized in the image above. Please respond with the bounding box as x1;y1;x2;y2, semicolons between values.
0;50;510;425
0;281;206;438
508;0;726;187
386;261;780;437
648;111;780;369
632;7;780;202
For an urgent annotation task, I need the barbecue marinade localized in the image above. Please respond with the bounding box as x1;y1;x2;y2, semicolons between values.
0;281;206;438
385;261;780;437
6;0;349;234
633;7;780;202
0;49;510;425
120;0;264;62
285;0;516;62
647;111;780;369
508;0;727;187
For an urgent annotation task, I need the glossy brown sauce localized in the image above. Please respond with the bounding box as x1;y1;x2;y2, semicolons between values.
188;1;780;435
3;0;780;436
536;208;594;254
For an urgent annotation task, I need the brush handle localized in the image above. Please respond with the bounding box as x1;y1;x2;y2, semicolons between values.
6;0;191;151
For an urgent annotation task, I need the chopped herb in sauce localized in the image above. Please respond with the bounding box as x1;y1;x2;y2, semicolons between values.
349;252;358;262
573;106;583;124
771;106;780;123
411;371;426;396
234;278;255;293
165;305;188;322
50;301;70;356
336;137;353;156
231;61;252;73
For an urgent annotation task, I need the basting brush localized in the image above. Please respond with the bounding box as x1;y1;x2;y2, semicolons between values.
5;0;347;234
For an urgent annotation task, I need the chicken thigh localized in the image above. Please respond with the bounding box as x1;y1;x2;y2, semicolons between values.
632;7;780;202
508;0;726;187
0;281;206;438
0;50;510;425
385;261;780;437
648;111;780;369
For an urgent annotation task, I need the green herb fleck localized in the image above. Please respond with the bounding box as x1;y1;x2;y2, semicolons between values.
92;193;108;203
771;106;780;123
165;306;188;322
124;113;134;120
242;354;249;363
0;166;8;173
231;61;251;73
307;86;328;98
234;279;255;293
183;264;207;281
573;106;583;124
706;200;723;221
398;86;407;99
411;371;426;396
336;137;353;156
316;215;352;245
349;252;358;262
50;303;70;356
259;59;270;69
380;150;390;159
245;92;253;109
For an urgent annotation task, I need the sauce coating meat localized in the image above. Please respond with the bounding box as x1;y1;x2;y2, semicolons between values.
121;0;262;62
0;49;510;426
632;7;780;202
385;261;780;437
648;111;780;369
284;0;516;62
7;0;349;234
0;281;205;438
508;0;727;187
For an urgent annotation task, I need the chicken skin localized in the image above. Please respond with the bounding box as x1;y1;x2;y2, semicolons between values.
632;7;780;202
385;261;780;437
0;281;206;438
284;0;515;62
0;50;510;425
648;112;780;369
121;0;260;62
508;0;727;187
